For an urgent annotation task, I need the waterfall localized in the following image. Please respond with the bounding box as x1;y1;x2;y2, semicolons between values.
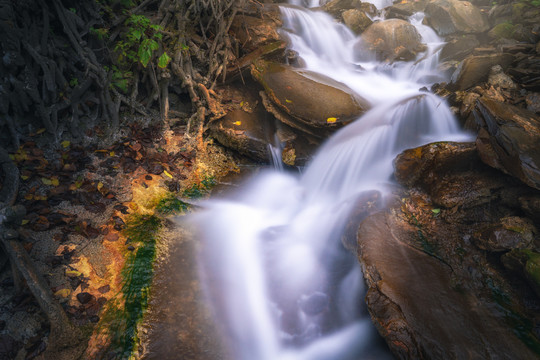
192;3;471;360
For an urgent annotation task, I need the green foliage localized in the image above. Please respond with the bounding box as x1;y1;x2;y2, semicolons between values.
114;14;168;69
69;77;79;87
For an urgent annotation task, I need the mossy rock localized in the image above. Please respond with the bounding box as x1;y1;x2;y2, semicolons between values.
488;22;515;40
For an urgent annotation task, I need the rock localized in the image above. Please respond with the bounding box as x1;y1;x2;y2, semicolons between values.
357;19;427;62
474;96;540;190
440;34;479;61
209;107;272;163
519;195;540;223
394;142;478;189
394;142;510;208
425;0;490;36
230;13;282;53
76;292;95;305
488;65;516;89
450;53;514;90
385;0;430;20
473;216;537;252
321;0;376;19
526;92;540;114
0;334;19;359
357;211;539;360
342;8;372;35
502;250;540;298
251;60;369;132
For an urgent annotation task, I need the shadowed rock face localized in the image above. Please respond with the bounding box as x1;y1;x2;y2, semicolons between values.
356;141;540;360
251;60;370;134
450;54;515;91
358;19;426;62
474;97;540;191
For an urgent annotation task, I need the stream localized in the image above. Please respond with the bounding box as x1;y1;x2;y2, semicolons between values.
145;1;471;359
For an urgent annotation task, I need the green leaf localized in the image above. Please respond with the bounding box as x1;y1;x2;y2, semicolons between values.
132;29;142;40
157;52;171;68
149;39;159;51
432;208;441;215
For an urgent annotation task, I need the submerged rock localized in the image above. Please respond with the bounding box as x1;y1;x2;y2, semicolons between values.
475;97;540;190
358;19;427;62
424;0;490;36
251;60;369;133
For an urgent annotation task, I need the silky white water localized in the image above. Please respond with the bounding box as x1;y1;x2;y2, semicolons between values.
193;2;470;360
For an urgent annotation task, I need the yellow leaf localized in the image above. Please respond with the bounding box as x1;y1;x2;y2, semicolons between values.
21;175;29;181
326;117;337;123
110;151;115;157
54;288;71;298
61;140;71;148
51;177;60;186
285;99;293;103
41;178;52;185
24;194;33;201
97;182;104;191
34;195;47;201
240;101;244;107
36;128;46;134
66;270;82;278
163;170;173;179
21;219;29;225
233;121;241;126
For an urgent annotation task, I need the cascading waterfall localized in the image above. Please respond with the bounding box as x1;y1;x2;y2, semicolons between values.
192;2;471;360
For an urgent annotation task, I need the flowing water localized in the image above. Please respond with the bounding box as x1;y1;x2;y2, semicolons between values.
192;2;470;360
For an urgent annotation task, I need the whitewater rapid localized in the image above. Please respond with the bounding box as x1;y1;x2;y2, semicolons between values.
192;2;471;360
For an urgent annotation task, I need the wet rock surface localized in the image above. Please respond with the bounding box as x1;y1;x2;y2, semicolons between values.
358;19;427;62
357;141;540;359
251;60;369;133
474;96;540;190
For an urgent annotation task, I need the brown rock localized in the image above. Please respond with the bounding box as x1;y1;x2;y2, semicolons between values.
251;60;369;130
357;211;538;359
425;0;490;36
358;19;427;62
450;53;514;90
440;34;479;61
230;14;282;53
342;8;372;35
474;96;540;190
473;216;537;252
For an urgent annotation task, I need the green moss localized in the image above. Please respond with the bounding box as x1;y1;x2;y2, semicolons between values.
489;22;515;39
182;176;216;199
156;194;190;215
99;214;161;358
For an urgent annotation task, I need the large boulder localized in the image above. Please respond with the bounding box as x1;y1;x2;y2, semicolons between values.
321;0;377;19
474;97;540;191
450;53;515;90
439;34;479;61
357;19;426;62
355;141;540;359
342;8;372;35
357;211;539;360
251;60;369;134
425;0;490;36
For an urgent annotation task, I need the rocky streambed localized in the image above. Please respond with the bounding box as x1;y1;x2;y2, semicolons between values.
205;0;540;358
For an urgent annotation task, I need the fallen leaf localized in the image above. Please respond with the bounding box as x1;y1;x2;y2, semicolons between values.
41;178;52;185
233;121;241;126
285;99;293;103
97;182;104;191
21;219;30;225
21;175;29;181
66;270;82;278
51;177;60;187
327;117;337;123
36;128;46;135
163;170;173;179
61;140;71;148
54;288;71;298
24;194;34;201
